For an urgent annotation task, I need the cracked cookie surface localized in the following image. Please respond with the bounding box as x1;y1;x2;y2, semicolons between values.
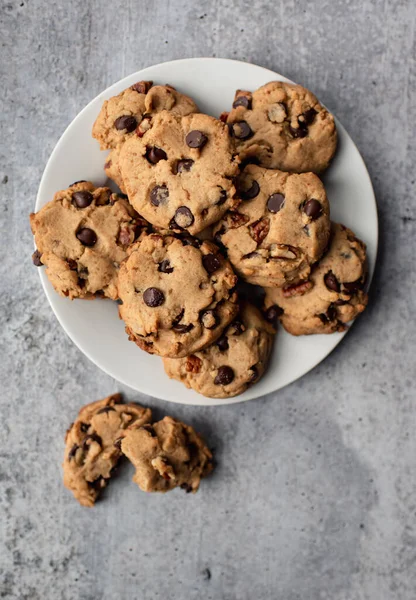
226;81;337;173
120;416;213;493
213;165;330;287
63;394;152;507
30;181;149;300
118;233;239;357
164;302;275;398
263;223;368;335
118;111;240;235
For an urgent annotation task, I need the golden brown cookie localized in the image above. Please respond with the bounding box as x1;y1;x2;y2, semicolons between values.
164;303;275;399
63;394;152;507
226;81;337;173
120;416;213;493
118;111;240;235
30;181;149;300
213;165;330;287
118;233;239;358
263;223;368;335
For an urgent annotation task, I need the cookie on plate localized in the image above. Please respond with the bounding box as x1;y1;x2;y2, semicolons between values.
120;416;213;493
213;165;330;288
30;181;149;300
92;81;199;192
118;111;240;235
118;233;239;357
263;223;368;335
226;81;337;173
164;302;275;399
63;394;152;507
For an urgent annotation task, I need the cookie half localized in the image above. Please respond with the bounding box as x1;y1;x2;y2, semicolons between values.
63;394;152;507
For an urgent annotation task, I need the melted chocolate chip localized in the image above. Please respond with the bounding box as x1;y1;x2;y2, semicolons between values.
232;121;253;140
96;406;116;415
301;107;317;125
202;253;221;274
146;146;167;164
174;159;194;173
131;80;153;94
80;422;89;433
216;189;227;206
114;115;137;132
343;280;363;294
238;178;260;201
303;199;322;220
174;206;194;229
214;366;235;385
150;185;169;206
68;444;78;459
32;250;43;267
67;258;77;270
289;123;308;138
233;95;252;109
267;193;285;213
72;191;93;209
158;260;174;273
76;228;97;247
216;336;229;351
143;287;165;307
324;271;340;292
186;130;208;149
265;305;283;325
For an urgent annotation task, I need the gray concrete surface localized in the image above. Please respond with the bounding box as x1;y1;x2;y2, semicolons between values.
1;0;415;598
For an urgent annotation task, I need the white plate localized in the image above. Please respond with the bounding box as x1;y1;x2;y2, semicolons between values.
35;58;378;406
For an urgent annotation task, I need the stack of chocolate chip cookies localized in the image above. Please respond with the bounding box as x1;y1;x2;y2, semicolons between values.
31;79;369;399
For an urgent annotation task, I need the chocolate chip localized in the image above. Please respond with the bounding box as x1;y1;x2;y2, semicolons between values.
265;305;283;325
202;253;221;274
131;80;153;94
186;130;208;149
114;115;137;132
324;271;340;292
201;310;218;329
229;320;244;335
303;199;322;220
249;365;258;382
180;483;193;493
158;260;174;273
343;280;363;294
178;233;201;247
80;422;89;433
69;180;87;187
96;406;116;414
146;146;167;164
216;189;227;206
231;121;253;140
173;323;194;333
67;258;77;270
318;304;337;323
143;287;164;307
174;206;194;229
76;228;97;247
68;444;78;459
334;299;348;306
174;159;194;173
238;178;260;201
150;185;169;206
267;193;285;213
301;107;317;125
216;336;229;351
289;123;308;138
82;433;102;449
214;366;235;385
32;250;43;267
233;95;251;109
72;191;93;209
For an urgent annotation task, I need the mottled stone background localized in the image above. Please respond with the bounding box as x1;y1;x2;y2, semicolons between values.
1;0;415;598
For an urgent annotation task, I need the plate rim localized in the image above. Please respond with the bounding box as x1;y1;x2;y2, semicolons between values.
35;57;378;406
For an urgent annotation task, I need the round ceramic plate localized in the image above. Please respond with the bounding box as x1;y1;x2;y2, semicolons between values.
35;58;378;406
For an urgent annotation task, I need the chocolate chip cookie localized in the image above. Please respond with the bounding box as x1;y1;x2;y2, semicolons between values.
213;165;330;288
226;81;337;173
118;111;240;235
120;416;213;493
263;223;368;335
93;81;199;192
30;181;149;300
63;394;152;507
164;303;275;398
118;233;239;357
